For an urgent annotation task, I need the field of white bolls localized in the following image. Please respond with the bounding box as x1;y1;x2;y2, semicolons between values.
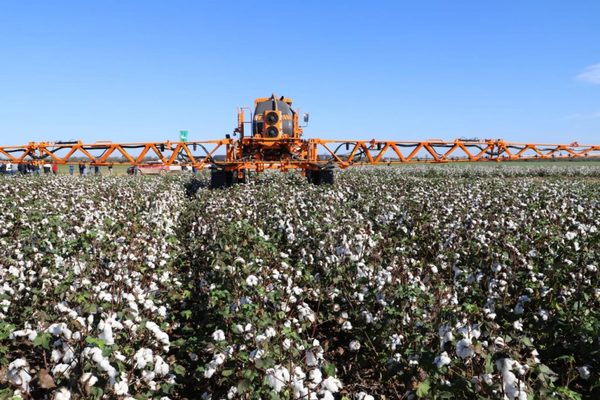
0;165;598;399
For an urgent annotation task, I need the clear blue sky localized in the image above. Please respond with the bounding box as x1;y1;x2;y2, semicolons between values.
0;0;599;146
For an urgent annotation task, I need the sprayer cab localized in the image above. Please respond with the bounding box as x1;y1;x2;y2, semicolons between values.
235;94;305;140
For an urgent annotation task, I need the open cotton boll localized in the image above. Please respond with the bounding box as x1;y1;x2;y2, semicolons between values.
134;348;154;369
496;358;528;400
434;352;451;368
114;379;129;395
98;321;114;345
9;329;38;341
47;323;72;340
52;363;71;378
54;387;71;400
577;365;591;380
320;376;343;393
212;329;225;341
8;358;32;392
145;320;170;349
80;372;98;388
82;347;117;383
245;274;259;286
265;365;290;393
154;355;170;376
456;339;475;359
309;368;322;387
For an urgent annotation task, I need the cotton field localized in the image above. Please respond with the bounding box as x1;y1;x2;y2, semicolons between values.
0;165;599;399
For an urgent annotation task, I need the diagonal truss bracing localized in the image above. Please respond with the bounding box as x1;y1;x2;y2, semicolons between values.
0;139;599;169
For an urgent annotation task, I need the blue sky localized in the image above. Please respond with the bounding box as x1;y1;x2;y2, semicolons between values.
0;0;599;146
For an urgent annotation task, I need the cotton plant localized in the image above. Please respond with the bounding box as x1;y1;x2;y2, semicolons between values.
1;166;599;398
0;175;185;398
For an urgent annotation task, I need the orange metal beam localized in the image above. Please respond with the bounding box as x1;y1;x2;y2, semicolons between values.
0;139;599;171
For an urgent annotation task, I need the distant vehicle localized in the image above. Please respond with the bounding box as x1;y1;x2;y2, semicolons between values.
129;161;190;175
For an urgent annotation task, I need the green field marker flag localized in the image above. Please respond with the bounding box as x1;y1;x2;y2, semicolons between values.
180;130;188;142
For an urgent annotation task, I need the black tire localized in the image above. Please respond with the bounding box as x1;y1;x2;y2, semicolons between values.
211;169;234;189
307;169;334;185
211;170;227;189
306;169;318;184
321;169;334;185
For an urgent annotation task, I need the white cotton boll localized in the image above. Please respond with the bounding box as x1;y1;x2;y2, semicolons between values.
457;324;480;340
305;350;318;366
212;329;225;341
322;391;335;400
349;340;361;351
298;303;316;323
456;339;475;359
246;275;258;286
577;365;591;380
250;348;265;360
9;329;38;341
434;352;451;368
283;338;292;350
320;376;342;393
309;368;322;386
204;365;216;378
52;363;71;378
530;349;541;364
513;320;523;331
142;370;156;383
293;383;309;399
98;322;114;346
356;392;375;400
51;349;63;363
54;387;71;400
266;365;290;393
496;358;528;400
146;321;170;349
47;323;72;340
255;333;267;343
157;306;167;317
294;367;306;382
341;321;353;331
213;353;226;365
154;356;169;376
388;334;404;351
227;386;238;399
134;348;154;369
482;373;493;385
565;231;577;240
114;380;129;395
494;337;506;348
80;372;98;388
8;358;32;392
265;327;276;338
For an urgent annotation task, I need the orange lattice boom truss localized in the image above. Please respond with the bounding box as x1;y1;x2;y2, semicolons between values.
0;139;598;169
